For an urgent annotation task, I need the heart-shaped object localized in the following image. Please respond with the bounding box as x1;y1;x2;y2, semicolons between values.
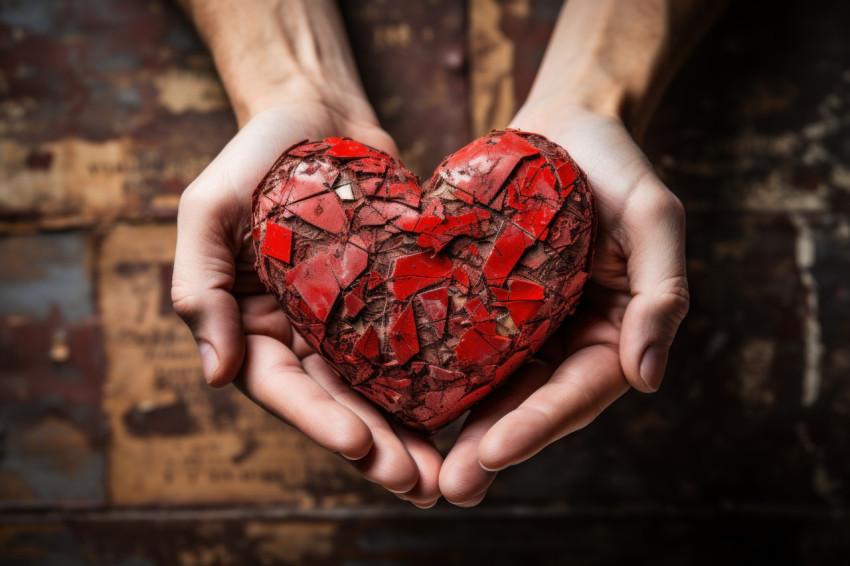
252;129;596;433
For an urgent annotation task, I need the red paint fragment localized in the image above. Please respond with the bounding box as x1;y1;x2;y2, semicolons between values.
455;325;511;367
279;159;338;206
375;375;412;390
344;291;366;319
348;159;388;176
425;386;466;413
556;160;579;191
285;258;339;323
428;365;464;383
452;267;470;291
505;299;542;326
366;270;384;290
491;278;546;325
355;325;381;361
261;222;292;263
326;139;370;158
389;303;419;365
287;191;347;234
328;243;368;290
416;287;449;335
483;224;534;283
389;252;453;301
415;209;491;251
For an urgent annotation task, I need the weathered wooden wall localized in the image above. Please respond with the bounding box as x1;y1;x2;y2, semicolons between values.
1;0;848;563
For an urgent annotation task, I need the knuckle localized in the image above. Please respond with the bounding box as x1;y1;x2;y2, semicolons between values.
628;178;686;224
170;284;200;327
639;189;685;222
566;382;605;432
649;277;691;343
176;176;225;220
176;182;204;213
659;276;691;320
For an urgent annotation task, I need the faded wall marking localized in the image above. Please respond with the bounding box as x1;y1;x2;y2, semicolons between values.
791;213;822;407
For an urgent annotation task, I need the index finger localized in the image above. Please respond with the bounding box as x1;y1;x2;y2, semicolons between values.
477;341;630;473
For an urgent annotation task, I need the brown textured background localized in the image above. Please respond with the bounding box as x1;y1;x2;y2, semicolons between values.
1;0;848;564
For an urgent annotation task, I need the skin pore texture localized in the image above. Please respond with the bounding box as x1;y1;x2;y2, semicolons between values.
172;0;722;508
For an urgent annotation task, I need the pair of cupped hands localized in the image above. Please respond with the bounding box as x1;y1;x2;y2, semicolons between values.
171;95;690;508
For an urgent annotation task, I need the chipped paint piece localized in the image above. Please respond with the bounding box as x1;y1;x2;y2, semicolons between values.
491;278;546;326
252;130;595;433
261;222;292;264
417;287;449;336
390;252;454;300
335;183;355;200
389;303;419;365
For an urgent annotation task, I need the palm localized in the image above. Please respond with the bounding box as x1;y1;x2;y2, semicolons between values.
173;105;443;507
437;106;688;506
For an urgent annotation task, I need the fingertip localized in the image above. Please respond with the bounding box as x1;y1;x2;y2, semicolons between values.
619;289;688;394
453;492;487;508
638;344;668;392
350;428;419;494
411;498;440;509
478;409;547;472
331;415;374;461
440;449;497;506
197;341;219;384
173;288;246;387
199;340;239;388
478;460;502;473
392;427;443;504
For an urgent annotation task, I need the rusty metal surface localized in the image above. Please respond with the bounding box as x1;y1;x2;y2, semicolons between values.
1;0;849;562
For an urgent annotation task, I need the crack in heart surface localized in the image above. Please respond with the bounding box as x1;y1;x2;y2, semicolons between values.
252;130;596;433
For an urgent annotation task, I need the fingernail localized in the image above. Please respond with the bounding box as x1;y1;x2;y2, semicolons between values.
639;345;668;392
198;341;219;383
455;493;486;508
479;461;504;473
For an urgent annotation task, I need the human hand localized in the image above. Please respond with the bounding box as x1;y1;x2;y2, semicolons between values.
171;103;443;507
438;104;690;506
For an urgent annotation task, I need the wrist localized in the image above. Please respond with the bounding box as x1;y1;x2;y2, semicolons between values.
181;0;376;128
509;60;634;143
227;74;376;129
513;0;726;141
513;50;658;142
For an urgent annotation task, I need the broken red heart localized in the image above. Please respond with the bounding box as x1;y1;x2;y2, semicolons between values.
251;129;596;434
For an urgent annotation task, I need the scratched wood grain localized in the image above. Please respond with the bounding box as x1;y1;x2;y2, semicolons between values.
1;0;849;562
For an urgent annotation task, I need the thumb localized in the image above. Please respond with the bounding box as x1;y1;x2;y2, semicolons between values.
619;187;690;393
172;184;247;387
